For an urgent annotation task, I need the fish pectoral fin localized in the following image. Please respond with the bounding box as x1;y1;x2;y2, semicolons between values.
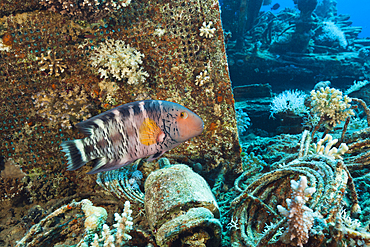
87;157;107;174
147;151;165;162
139;118;164;146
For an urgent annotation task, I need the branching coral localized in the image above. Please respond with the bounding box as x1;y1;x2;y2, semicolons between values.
81;199;108;234
90;39;149;84
316;21;348;48
310;86;354;127
345;80;370;95
240;152;268;173
77;200;133;247
303;84;370;138
235;108;251;135
98;80;119;105
16;199;134;247
195;69;211;86
230;130;361;247
37;50;67;77
31;85;93;128
338;207;362;230
312;134;349;159
153;27;166;37
277;176;318;247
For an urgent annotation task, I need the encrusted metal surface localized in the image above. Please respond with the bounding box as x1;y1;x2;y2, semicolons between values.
0;0;240;202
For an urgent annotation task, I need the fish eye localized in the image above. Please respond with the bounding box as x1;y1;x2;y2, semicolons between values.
180;112;188;119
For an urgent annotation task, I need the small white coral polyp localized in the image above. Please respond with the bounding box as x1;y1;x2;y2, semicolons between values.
199;21;216;38
90;39;149;84
37;50;67;77
310;87;354;127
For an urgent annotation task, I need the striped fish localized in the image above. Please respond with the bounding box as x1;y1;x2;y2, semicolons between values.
60;100;204;174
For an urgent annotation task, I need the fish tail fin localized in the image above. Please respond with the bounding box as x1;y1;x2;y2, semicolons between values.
60;139;89;171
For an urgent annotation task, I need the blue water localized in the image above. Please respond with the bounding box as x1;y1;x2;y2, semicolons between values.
337;0;369;38
261;0;369;38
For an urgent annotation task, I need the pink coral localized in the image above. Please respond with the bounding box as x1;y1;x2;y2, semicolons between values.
277;176;319;247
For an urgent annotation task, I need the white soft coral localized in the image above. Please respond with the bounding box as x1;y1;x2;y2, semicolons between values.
270;90;308;117
317;21;348;48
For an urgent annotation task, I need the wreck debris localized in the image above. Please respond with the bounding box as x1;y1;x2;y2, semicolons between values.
144;163;222;246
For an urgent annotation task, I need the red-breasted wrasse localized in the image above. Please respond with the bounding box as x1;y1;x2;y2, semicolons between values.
60;100;204;174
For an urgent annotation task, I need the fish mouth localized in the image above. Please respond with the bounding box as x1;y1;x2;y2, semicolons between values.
177;117;204;141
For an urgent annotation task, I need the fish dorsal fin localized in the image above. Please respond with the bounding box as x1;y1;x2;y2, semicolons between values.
139;118;163;146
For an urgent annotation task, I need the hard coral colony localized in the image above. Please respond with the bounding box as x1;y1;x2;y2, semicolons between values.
89;39;149;85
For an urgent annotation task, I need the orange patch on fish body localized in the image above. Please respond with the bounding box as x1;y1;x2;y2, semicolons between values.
139;118;164;146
